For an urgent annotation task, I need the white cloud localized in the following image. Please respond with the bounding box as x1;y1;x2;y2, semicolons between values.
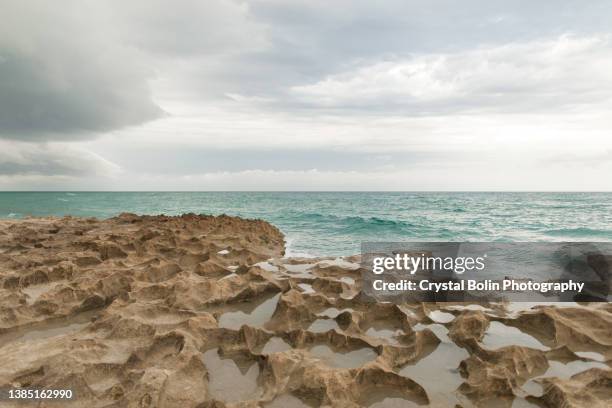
291;35;612;114
0;141;120;176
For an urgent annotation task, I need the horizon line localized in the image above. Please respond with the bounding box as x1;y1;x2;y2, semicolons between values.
1;191;611;194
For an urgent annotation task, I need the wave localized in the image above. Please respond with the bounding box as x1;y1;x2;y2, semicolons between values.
544;227;612;238
291;212;417;232
449;207;466;213
283;236;317;258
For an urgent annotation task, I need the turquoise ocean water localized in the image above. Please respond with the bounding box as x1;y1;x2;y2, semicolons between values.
1;192;611;256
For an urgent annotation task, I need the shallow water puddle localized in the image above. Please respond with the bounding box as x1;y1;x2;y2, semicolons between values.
254;261;280;273
364;320;403;345
482;321;548;351
338;276;357;298
367;397;419;408
504;302;583;317
427;310;455;324
216;293;280;330
307;319;339;333
521;359;611;397
22;281;66;305
511;397;543;408
339;276;355;285
260;337;292;354
400;341;469;406
309;344;377;369
445;304;492;313
0;310;98;348
362;388;421;408
280;261;317;279
219;272;238;281
574;351;606;362
365;327;401;345
413;322;452;343
265;393;312;408
317;307;352;318
298;283;315;294
317;258;360;271
284;263;315;274
203;348;261;402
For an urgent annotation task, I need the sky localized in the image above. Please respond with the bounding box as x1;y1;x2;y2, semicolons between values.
1;0;612;191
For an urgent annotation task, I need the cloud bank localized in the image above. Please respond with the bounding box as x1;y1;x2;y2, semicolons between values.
1;0;611;190
291;35;612;114
0;0;162;139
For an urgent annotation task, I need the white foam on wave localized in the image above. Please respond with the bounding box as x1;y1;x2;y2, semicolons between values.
283;236;317;258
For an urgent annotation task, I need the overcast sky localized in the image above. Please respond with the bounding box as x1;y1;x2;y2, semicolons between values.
1;0;612;190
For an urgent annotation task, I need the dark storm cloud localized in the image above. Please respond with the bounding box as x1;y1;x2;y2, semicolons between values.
0;0;269;141
2;0;612;139
0;51;162;138
0;0;163;140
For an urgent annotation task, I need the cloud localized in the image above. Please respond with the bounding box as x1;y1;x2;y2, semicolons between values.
184;0;612;104
1;1;612;190
0;0;269;140
30;163;608;191
545;150;612;167
0;141;120;176
290;35;612;114
110;0;267;57
3;1;611;142
0;0;162;140
83;145;451;174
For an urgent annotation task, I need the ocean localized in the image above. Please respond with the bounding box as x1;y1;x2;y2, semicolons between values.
1;192;611;256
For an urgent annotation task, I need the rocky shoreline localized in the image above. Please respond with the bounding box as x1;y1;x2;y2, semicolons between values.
0;214;610;407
